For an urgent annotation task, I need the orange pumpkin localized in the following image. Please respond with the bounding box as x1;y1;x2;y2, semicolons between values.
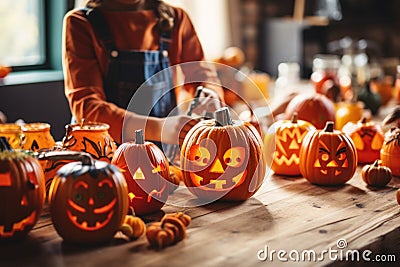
284;93;336;129
299;121;357;185
396;189;400;205
361;160;392;187
265;113;316;176
380;128;400;177
342;117;384;164
0;137;45;240
181;107;266;201
112;129;172;215
44;151;128;244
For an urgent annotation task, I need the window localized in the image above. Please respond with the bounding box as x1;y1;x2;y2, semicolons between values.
0;0;45;68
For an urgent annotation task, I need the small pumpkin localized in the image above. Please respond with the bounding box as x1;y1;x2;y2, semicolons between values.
0;137;46;240
342;117;384;164
181;107;266;201
264;113;316;176
396;189;400;205
119;215;146;240
361;160;392;187
42;151;128;244
284;93;336;129
299;121;357;185
146;214;188;249
165;212;191;227
112;129;173;215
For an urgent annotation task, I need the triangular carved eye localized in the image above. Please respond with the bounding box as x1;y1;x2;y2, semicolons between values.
371;133;384;150
133;168;145;180
352;133;364;150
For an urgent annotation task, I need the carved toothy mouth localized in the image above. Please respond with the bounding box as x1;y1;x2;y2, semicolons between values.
66;199;116;231
0;211;36;238
190;170;247;191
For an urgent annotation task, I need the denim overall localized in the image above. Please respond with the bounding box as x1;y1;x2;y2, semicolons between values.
83;8;177;150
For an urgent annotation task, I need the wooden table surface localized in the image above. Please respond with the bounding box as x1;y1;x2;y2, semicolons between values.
1;165;399;267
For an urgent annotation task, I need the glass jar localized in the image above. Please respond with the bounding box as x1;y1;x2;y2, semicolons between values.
21;122;55;151
62;121;117;163
311;54;341;101
0;123;24;149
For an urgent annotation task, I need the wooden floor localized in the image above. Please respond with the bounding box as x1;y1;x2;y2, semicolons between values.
1;166;399;267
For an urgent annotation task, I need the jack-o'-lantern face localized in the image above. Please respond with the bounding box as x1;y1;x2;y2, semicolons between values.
187;139;248;191
313;140;349;177
0;154;45;239
274;127;309;166
352;128;383;152
66;178;116;231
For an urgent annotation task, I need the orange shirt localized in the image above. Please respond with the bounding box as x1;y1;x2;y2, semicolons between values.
62;7;221;143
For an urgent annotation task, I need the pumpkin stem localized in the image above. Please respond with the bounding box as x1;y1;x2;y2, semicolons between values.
215;107;232;126
291;112;298;124
0;137;12;151
373;159;380;167
135;129;144;144
323;121;335;132
37;151;94;166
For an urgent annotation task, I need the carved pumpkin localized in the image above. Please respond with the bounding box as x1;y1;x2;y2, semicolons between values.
43;151;128;244
284;93;336;129
361;160;392;187
265;113;316;176
0;137;45;240
342;117;384;164
112;129;172;215
299;121;357;185
62;120;117;163
181;107;266;201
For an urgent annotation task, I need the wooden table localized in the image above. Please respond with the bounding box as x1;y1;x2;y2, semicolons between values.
1;166;399;267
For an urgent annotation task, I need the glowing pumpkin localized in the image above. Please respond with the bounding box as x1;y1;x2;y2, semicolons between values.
0;137;45;240
265;113;316;176
112;129;172;215
342;117;384;164
181;107;266;201
299;121;357;185
43;151;128;244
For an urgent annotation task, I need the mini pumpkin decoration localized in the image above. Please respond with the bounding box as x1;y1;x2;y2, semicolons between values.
361;160;392;187
119;215;146;240
284;93;336;129
396;189;400;205
42;151;128;244
146;212;190;249
264;113;316;176
181;107;266;201
342;117;384;164
0;137;46;240
299;121;357;185
112;129;172;215
381;107;400;177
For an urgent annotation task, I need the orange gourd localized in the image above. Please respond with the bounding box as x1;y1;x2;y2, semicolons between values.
119;215;146;240
284;93;336;129
361;160;392;187
181;107;266;201
299;121;357;185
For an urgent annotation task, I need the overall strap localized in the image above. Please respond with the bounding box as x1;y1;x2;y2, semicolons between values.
81;7;117;51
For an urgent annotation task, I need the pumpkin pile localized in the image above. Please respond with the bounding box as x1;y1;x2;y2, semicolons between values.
146;212;191;249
